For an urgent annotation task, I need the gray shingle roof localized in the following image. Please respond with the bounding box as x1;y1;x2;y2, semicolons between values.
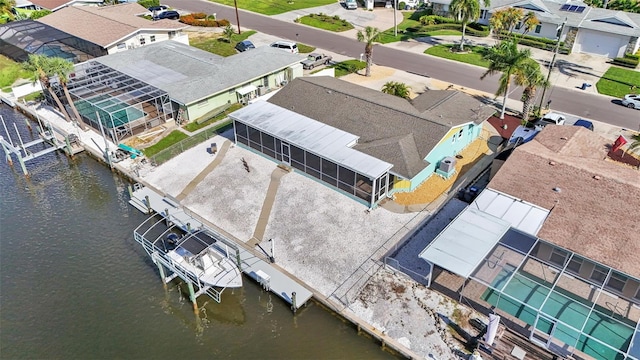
96;41;304;105
267;76;493;179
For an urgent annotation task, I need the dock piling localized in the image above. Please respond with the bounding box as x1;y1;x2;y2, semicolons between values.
291;292;297;313
156;261;168;289
145;195;151;214
165;208;170;226
187;282;199;314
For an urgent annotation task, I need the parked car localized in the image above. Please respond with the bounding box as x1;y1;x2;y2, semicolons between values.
301;53;332;69
148;5;168;12
345;0;357;9
509;125;540;145
270;40;298;54
621;94;640;110
573;119;594;131
533;112;566;127
154;10;179;20
235;40;255;52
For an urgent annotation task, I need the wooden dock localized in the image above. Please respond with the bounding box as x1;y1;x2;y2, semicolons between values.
129;184;313;310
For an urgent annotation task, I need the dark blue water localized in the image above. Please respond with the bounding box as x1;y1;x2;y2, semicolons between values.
0;105;396;359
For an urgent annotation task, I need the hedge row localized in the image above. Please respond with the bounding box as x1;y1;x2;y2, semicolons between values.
179;14;230;27
406;23;489;37
613;56;639;68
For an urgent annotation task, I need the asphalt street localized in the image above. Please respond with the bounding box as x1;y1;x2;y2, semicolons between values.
165;0;640;130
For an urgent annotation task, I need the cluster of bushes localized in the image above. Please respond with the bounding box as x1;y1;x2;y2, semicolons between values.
179;13;230;27
296;13;349;25
497;32;570;54
414;15;489;36
613;54;639;68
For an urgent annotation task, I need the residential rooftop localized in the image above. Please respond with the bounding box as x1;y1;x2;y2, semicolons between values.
95;41;303;105
268;76;494;179
488;125;640;277
37;3;186;48
29;0;102;11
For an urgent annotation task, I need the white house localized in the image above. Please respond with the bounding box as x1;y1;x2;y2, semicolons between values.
37;3;188;55
430;0;640;58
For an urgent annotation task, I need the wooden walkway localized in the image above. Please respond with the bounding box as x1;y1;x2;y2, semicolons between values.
129;184;313;310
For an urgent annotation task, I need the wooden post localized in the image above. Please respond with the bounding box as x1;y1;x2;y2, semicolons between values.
145;195;151;214
235;249;242;270
127;184;133;198
187;282;199;314
156;261;167;289
165;208;170;226
291;292;297;313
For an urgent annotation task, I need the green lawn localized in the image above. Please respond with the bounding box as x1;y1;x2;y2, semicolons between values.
297;13;354;32
142;130;189;157
209;0;336;15
0;55;34;91
190;30;256;57
297;43;316;53
595;67;640;98
424;44;489;68
328;60;366;77
183;103;242;132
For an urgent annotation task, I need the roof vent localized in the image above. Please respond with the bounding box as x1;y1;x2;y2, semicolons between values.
593;175;601;180
560;136;568;140
553;187;562;192
549;161;556;166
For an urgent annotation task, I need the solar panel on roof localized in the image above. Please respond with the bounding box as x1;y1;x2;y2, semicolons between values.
575;6;585;12
568;5;578;11
560;4;570;10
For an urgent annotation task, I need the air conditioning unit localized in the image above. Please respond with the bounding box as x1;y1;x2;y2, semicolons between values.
436;156;457;179
257;85;267;96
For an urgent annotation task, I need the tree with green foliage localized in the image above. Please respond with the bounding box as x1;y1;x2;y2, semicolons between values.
628;133;640;157
583;0;604;7
449;0;489;51
222;24;234;43
608;0;640;12
520;11;540;36
481;39;532;119
30;9;51;19
513;59;549;122
1;0;16;22
24;55;71;123
49;57;86;130
381;81;411;99
356;26;381;77
489;8;524;38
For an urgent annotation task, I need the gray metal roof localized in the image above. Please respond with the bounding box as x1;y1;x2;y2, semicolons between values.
96;41;304;105
268;77;492;179
419;206;512;278
230;101;393;179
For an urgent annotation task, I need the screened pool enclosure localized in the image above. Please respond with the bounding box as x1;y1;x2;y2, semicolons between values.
419;193;640;360
63;61;174;143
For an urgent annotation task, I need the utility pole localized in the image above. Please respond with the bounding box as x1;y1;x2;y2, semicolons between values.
393;0;398;37
234;0;241;34
539;18;567;111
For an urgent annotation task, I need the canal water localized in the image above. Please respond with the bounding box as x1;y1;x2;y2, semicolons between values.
0;105;396;359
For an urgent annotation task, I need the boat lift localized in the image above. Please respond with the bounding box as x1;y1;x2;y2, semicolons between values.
0;114;81;176
133;215;242;313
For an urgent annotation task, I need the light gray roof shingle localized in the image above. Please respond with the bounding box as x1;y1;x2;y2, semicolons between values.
267;76;492;179
95;41;304;105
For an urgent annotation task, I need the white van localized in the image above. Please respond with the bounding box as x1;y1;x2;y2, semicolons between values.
270;40;299;54
345;0;357;9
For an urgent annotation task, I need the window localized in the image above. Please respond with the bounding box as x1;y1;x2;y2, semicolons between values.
457;129;463;139
248;126;261;143
291;145;304;164
116;43;126;49
480;10;488;19
549;248;568;267
590;265;608;285
262;133;275;151
607;272;627;292
515;22;522;30
306;152;321;172
235;122;247;138
322;159;337;179
169;31;176;38
139;37;146;45
150;35;156;42
534;25;541;34
566;256;583;274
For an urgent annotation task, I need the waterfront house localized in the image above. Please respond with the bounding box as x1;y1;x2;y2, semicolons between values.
419;125;640;360
430;0;640;58
229;76;494;208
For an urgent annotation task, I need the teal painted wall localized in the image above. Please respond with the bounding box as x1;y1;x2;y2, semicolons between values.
392;122;483;192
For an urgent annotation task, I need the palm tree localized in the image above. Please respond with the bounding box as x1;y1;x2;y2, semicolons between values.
1;0;16;21
222;24;234;43
481;39;532;119
24;54;71;123
513;59;549;122
49;57;86;130
520;11;540;37
381;81;411;99
356;26;381;77
449;0;490;51
489;8;524;39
